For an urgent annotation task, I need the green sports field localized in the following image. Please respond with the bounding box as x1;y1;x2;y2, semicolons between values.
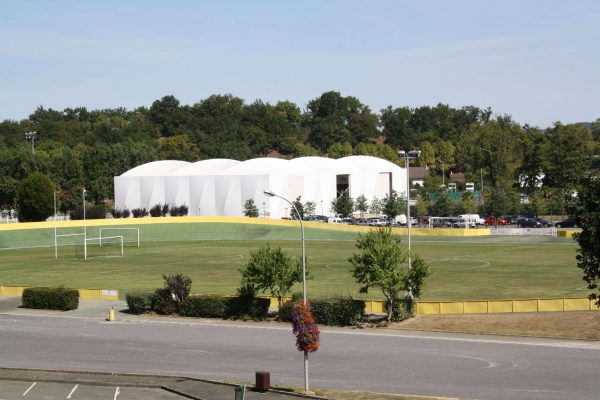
0;222;585;301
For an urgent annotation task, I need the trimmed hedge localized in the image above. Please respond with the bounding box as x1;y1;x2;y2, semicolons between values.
125;292;152;314
180;296;229;318
22;287;79;311
311;296;365;326
178;295;271;319
150;288;177;315
389;297;414;322
280;296;365;326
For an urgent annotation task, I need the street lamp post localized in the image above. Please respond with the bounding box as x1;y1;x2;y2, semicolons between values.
263;189;309;393
397;150;421;299
25;131;36;155
82;188;87;260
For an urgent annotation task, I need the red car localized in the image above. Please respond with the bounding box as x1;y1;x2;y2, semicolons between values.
485;216;509;225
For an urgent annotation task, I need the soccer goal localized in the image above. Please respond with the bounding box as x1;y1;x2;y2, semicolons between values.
85;235;124;258
54;232;86;259
99;228;140;247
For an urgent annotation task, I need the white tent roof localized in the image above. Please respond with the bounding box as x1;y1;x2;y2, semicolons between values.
338;155;399;171
120;160;190;177
224;157;314;175
174;159;241;176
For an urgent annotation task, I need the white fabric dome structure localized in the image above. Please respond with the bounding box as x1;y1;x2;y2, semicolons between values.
114;156;407;219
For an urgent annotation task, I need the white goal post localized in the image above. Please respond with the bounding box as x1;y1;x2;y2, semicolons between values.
86;235;124;257
99;228;140;247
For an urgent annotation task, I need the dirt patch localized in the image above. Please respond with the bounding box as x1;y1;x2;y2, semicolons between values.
391;311;600;340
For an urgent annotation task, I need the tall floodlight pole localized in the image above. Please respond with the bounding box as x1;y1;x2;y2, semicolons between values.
25;131;36;155
82;188;87;259
263;189;309;393
397;150;421;298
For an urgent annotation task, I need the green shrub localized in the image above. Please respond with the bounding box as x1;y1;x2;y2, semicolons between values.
125;292;152;314
311;296;365;326
162;273;192;312
388;297;414;322
150;287;177;315
22;287;79;311
179;296;229;318
228;283;270;319
278;300;295;322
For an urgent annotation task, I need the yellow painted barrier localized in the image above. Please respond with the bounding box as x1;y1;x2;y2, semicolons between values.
0;285;118;301
0;216;492;237
556;230;580;238
513;299;538;313
414;297;597;315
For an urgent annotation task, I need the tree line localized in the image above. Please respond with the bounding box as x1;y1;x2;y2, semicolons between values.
0;91;598;217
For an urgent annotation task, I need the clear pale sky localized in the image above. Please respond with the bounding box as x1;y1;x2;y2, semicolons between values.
1;0;598;127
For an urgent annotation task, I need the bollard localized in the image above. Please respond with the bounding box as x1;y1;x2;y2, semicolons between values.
108;307;115;321
255;371;270;392
234;384;246;400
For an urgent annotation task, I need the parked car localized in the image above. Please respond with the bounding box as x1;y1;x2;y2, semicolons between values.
354;218;370;226
503;215;522;225
555;217;580;228
303;215;327;222
485;216;509;225
534;218;552;227
516;217;543;228
367;218;386;226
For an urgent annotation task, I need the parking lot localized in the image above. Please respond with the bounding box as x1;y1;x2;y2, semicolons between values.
0;380;183;400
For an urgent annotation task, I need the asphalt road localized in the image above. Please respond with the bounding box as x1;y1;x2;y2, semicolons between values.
0;313;598;400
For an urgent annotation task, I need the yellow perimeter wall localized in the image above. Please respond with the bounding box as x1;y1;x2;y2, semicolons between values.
0;216;492;237
0;285;119;301
414;297;597;314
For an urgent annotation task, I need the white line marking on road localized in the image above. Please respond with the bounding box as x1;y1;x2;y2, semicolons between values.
67;384;78;399
22;382;36;396
114;387;120;400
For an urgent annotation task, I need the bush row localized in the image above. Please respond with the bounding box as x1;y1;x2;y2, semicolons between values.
111;204;189;219
69;206;107;220
280;295;365;326
22;287;79;311
125;291;270;319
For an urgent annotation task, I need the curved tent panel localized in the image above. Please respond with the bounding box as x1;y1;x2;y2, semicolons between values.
174;159;240;176
120;160;190;177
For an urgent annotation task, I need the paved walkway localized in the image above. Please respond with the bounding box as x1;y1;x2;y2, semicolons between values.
0;297;321;400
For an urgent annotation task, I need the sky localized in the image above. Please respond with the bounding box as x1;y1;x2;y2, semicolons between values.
1;0;599;128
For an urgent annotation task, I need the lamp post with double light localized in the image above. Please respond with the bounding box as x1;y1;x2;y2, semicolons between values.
263;189;309;392
25;131;36;155
397;150;421;298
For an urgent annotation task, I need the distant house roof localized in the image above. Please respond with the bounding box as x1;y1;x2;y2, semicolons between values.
409;166;429;180
449;171;466;182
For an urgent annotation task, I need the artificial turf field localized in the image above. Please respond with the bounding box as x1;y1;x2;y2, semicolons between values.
0;221;585;301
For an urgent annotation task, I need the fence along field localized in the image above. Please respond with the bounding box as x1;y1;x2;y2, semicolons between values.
0;222;585;301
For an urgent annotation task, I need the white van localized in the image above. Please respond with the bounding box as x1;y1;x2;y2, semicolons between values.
459;214;485;226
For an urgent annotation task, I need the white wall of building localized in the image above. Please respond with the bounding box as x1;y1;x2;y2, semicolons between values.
114;156;407;218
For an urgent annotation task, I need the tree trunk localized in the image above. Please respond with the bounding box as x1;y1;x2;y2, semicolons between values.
387;297;393;323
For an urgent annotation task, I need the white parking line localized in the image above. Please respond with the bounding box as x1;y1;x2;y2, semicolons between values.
22;382;37;396
114;387;120;400
66;384;78;399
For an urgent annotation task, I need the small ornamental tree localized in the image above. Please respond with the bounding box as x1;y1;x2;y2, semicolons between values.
291;302;320;353
163;273;192;312
290;196;305;220
382;190;406;222
354;194;369;218
331;191;354;218
243;199;259;217
349;227;430;323
240;244;306;309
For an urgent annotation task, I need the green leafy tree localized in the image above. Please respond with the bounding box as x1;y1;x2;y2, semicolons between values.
328;142;353;158
369;197;382;214
571;174;600;307
162;273;192;312
349;228;430;322
461;191;477;214
16;173;55;222
290;196;305;220
240;244;305;309
381;190;406;221
304;201;316;216
0;176;18;212
484;186;516;220
243;199;259;217
354;194;369;218
331;191;354;218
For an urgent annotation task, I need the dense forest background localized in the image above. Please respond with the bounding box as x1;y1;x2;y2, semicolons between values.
0;91;598;216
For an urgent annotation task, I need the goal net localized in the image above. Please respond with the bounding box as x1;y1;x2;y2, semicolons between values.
99;228;140;247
